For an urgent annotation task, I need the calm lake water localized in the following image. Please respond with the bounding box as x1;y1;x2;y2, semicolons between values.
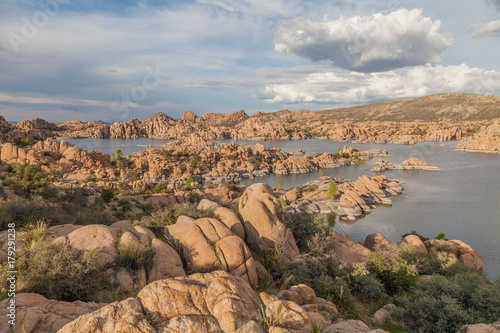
64;138;500;280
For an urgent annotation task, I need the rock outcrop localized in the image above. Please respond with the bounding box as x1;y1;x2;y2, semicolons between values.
238;183;300;262
59;270;336;333
457;119;500;153
0;293;102;333
166;216;258;287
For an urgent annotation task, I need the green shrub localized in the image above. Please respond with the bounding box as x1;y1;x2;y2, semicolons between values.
327;182;337;199
279;198;288;208
1;242;107;301
435;231;449;241
154;181;170;193
101;188;115;203
370;245;418;294
397;271;500;332
276;178;283;190
8;162;48;197
72;205;112;226
117;242;154;271
0;197;54;230
401;230;429;242
19;219;53;250
186;175;195;187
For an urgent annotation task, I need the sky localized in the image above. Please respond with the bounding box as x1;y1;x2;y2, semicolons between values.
0;0;500;122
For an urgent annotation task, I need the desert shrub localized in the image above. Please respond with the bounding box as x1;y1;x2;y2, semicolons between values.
8;162;48;197
401;230;429;242
397;271;500;333
370;245;418;294
1;242;107;302
0;197;53;230
117;242;154;271
153;181;170;193
279;198;287;208
138;209;175;227
435;231;449;241
187;192;203;204
186;175;195;187
118;198;131;212
72;205;112;226
18;219;53;250
101;188;115;203
327;182;337;199
138;203;213;228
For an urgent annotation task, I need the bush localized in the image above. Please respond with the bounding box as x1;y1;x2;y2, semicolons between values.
397;271;500;332
327;182;337;199
101;188;115;203
19;219;53;250
138;203;213;228
186;175;195;187
72;205;112;226
8;162;48;197
154;181;170;193
0;197;53;230
1;242;107;302
370;245;418;294
117;242;154;271
276;178;283;190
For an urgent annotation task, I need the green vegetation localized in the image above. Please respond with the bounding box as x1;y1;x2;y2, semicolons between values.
101;188;115;203
276;178;283;190
1;242;107;302
327;182;337;199
137;203;214;228
186;175;195;187
117;242;154;271
7;162;48;197
18;219;53;250
14;137;32;147
115;149;123;159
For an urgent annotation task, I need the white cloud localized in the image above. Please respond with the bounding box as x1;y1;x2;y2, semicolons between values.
470;19;500;37
274;9;453;73
259;64;500;104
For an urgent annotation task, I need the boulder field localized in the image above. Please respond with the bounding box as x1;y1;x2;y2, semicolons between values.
0;183;488;333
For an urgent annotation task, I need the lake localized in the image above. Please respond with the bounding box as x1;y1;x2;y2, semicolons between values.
63;138;500;280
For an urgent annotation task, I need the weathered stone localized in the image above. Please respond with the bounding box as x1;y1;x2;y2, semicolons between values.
238;183;300;262
364;233;390;251
401;235;428;255
59;298;155;333
0;293;101;333
54;224;118;265
148;238;185;283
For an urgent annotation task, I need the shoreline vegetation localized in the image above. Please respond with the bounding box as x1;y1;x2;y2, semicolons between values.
0;93;499;333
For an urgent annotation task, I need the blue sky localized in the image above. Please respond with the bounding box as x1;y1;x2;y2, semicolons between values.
0;0;499;122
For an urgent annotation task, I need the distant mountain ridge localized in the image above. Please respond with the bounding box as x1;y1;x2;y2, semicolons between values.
317;93;500;122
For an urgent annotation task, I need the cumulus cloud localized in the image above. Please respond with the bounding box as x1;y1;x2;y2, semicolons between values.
470;19;500;37
259;64;500;104
274;9;453;73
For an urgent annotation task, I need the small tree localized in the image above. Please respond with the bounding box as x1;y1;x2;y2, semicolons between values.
186;175;195;187
8;163;48;197
327;182;337;199
276;178;283;190
115;149;123;159
318;170;324;176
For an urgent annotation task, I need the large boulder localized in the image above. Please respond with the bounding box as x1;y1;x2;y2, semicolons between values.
401;235;428;255
148;238;185;283
0;293;101;333
238;183;300;262
53;225;118;265
363;233;390;251
166;217;257;288
139;271;263;332
198;199;245;239
332;234;372;268
59;298;154;333
57;270;333;333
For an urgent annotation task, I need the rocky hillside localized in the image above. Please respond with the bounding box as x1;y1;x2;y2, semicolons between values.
319;93;500;122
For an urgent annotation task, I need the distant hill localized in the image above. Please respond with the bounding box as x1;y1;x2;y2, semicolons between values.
318;94;500;122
